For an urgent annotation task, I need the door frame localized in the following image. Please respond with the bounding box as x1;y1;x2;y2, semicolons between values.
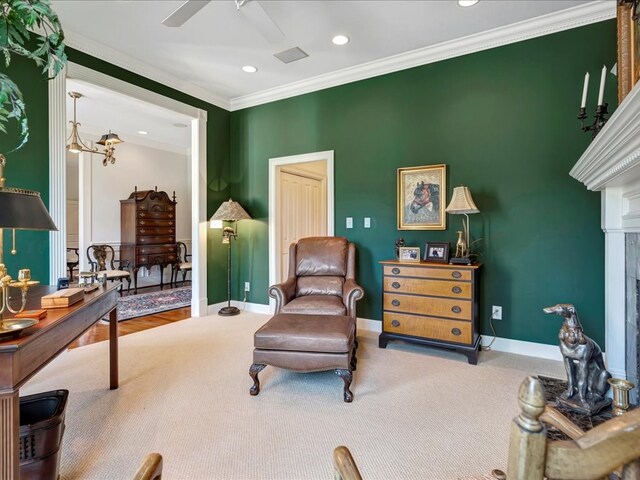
268;150;334;310
48;62;209;316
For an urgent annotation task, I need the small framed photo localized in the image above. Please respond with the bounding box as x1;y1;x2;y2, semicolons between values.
398;246;421;263
424;242;450;263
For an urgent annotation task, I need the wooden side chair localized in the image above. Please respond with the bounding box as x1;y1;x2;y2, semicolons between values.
171;241;192;287
131;453;162;480
333;376;640;480
66;247;79;282
87;244;132;293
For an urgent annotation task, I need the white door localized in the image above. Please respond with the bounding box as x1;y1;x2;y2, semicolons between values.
277;166;326;282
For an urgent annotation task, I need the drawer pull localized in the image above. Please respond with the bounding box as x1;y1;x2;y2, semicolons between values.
451;286;462;294
452;271;462;279
391;282;401;289
391;299;400;307
451;306;462;314
391;320;400;327
140;212;146;217
391;267;400;275
451;328;462;336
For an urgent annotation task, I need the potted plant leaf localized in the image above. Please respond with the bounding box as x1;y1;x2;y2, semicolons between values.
0;0;67;152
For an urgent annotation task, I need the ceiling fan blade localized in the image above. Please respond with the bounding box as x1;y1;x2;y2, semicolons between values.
240;0;285;44
162;0;211;27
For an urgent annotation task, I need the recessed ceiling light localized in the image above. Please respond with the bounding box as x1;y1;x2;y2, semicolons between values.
242;65;258;73
332;35;350;46
138;130;148;135
458;0;479;6
173;123;188;128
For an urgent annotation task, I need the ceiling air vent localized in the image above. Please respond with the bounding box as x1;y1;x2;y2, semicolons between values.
274;47;309;64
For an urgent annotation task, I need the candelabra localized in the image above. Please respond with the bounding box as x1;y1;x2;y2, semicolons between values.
0;265;39;316
578;104;609;139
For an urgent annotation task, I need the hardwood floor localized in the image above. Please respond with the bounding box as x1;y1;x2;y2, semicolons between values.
69;284;191;349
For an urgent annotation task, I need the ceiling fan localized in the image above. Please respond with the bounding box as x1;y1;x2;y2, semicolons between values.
161;0;285;44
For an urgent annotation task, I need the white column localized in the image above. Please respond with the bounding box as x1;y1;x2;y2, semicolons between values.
602;187;627;378
191;109;208;316
48;68;67;284
78;152;93;272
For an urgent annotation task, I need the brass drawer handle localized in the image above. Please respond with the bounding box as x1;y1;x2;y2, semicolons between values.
139;221;146;225
391;299;400;307
140;212;146;217
139;229;146;234
451;286;462;294
452;271;462;279
391;282;401;289
391;320;400;327
451;328;462;336
451;306;462;314
391;267;400;275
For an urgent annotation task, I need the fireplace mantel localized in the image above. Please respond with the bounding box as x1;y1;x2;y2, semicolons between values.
570;80;640;380
571;81;640;191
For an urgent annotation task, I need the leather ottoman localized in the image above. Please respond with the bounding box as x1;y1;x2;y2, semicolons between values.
249;313;357;402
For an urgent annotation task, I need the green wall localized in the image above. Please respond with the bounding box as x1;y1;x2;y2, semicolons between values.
0;54;51;282
229;21;617;347
0;48;232;303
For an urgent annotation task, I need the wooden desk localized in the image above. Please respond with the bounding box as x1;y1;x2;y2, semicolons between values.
0;283;119;479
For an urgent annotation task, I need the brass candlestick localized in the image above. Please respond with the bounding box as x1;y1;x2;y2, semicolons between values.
608;378;635;416
0;265;39;317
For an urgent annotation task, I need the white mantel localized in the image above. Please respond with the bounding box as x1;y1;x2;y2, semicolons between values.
570;80;640;378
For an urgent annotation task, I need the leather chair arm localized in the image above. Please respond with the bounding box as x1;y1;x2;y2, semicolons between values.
343;279;364;319
268;278;297;313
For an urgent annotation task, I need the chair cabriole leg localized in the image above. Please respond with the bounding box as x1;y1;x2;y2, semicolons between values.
249;363;266;396
335;369;353;403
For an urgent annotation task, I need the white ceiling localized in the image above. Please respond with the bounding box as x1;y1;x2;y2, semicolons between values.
65;78;192;154
52;0;610;111
58;0;616;152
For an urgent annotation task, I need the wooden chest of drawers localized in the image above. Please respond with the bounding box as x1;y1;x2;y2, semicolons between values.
120;189;178;292
379;260;481;364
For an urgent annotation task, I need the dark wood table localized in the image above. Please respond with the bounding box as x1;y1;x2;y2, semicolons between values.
0;283;119;479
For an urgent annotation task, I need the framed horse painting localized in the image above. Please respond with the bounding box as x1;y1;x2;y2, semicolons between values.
397;164;447;230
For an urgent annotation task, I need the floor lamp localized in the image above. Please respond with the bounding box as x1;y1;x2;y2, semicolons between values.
210;199;251;316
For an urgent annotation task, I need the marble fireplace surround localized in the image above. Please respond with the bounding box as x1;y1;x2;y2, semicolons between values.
570;80;640;381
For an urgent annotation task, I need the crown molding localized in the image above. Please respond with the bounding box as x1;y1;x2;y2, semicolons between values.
62;2;615;113
230;1;615;110
63;31;231;111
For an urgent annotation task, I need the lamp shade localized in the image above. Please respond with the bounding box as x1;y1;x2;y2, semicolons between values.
96;131;123;146
445;186;479;215
0;187;58;230
210;199;251;222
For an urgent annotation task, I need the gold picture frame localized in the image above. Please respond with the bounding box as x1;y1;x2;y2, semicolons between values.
398;246;421;263
617;1;640;102
397;164;446;230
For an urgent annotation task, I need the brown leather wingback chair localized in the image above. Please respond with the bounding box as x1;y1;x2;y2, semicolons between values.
268;237;364;320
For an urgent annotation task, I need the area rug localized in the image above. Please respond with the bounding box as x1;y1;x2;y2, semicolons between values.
116;287;191;321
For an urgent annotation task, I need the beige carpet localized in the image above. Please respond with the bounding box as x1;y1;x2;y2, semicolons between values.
22;311;564;480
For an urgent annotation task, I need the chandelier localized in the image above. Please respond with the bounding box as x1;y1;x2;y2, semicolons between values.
66;92;123;166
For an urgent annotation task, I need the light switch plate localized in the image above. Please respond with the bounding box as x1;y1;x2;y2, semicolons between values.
364;217;371;228
346;217;353;229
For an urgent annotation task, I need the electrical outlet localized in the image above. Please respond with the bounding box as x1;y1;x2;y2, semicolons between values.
244;282;250;292
346;217;353;229
492;305;502;320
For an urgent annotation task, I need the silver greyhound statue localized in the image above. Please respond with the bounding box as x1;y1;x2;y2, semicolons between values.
543;303;611;415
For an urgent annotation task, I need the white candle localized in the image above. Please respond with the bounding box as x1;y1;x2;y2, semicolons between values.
581;72;589;108
597;65;607;106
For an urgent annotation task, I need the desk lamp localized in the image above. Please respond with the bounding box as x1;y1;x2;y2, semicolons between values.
445;186;479;265
0;154;58;316
210;199;251;316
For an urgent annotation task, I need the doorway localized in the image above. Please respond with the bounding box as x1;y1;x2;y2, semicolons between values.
268;150;334;307
48;62;209;316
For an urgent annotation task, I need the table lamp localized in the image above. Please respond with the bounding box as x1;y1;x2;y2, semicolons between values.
209;198;251;316
445;186;479;265
0;154;58;316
